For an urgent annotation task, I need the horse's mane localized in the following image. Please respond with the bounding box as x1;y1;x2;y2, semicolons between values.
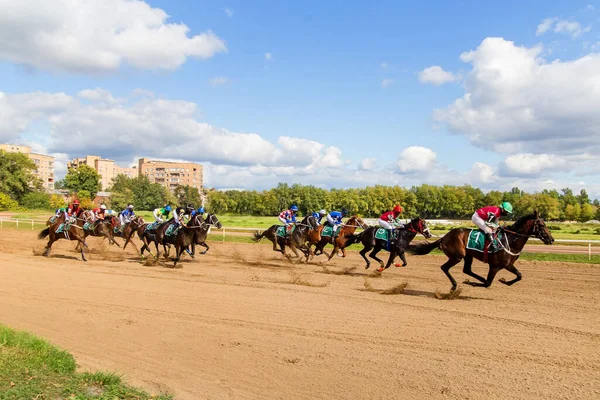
508;213;538;230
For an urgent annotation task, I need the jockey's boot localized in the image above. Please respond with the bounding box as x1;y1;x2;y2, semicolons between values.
486;232;497;252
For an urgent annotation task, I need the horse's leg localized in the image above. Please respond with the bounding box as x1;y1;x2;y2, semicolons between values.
199;242;209;255
499;264;522;286
369;245;385;270
78;238;87;262
466;266;501;288
462;254;486;284
43;237;56;257
360;244;372;269
441;258;462;291
382;249;398;271
324;242;338;262
397;251;407;267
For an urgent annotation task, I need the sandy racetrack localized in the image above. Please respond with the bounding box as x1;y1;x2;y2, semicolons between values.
1;230;599;399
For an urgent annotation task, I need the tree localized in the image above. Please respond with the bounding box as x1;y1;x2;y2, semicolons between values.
49;194;66;210
577;189;590;205
63;165;101;199
0;150;42;202
21;192;51;210
564;204;580;221
0;192;20;211
580;203;596;222
174;185;202;207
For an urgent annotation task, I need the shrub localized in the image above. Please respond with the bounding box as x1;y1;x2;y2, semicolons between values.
0;192;21;211
21;192;51;210
595;228;600;235
547;225;562;231
49;194;66;210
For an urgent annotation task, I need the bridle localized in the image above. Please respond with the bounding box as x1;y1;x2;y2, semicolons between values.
406;218;430;236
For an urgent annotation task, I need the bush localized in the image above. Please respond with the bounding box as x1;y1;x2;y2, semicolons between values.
21;192;51;210
574;230;581;234
49;194;66;210
78;197;94;210
547;225;562;230
595;228;600;235
0;192;21;211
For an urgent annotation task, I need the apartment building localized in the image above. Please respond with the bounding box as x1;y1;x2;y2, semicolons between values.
67;155;137;190
138;158;203;192
0;144;55;191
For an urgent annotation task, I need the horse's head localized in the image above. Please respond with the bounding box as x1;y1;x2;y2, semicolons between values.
348;215;368;229
408;217;432;239
305;215;319;229
205;213;222;229
530;210;554;245
188;214;203;227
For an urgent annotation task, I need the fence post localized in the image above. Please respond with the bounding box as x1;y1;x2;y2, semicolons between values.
31;219;34;230
589;243;592;261
16;218;18;229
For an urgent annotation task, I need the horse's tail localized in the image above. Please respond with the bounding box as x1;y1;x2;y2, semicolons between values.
38;227;50;240
253;230;265;242
344;232;362;246
408;238;442;255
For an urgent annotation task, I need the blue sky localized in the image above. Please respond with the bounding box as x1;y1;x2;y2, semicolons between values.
1;0;599;197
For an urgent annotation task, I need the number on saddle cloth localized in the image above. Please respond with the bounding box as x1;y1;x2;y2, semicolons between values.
49;216;57;224
374;228;396;241
145;222;158;232
165;224;181;237
466;229;503;253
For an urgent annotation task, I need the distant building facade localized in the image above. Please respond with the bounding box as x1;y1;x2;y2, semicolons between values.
67;155;137;190
138;158;203;192
0;144;55;191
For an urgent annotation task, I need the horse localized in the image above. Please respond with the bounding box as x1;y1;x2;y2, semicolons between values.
311;216;368;262
345;218;432;272
38;219;89;261
124;218;169;259
172;213;222;267
74;211;119;250
111;215;145;255
408;211;554;291
253;215;320;262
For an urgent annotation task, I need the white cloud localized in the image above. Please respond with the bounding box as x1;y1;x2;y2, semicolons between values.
381;78;395;88
554;20;591;38
209;77;231;86
380;62;389;69
500;154;568;177
434;37;600;157
359;158;377;171
396;146;437;173
536;17;557;36
0;0;227;73
224;8;234;18
468;162;497;184
535;17;590;38
418;66;457;85
265;52;273;61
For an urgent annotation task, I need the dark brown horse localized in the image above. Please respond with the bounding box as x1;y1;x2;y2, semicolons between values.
346;218;432;272
311;216;368;262
38;219;89;261
124;219;168;258
172;213;222;266
409;211;554;291
253;215;320;262
111;215;145;255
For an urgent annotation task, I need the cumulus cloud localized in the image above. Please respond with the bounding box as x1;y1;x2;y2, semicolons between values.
434;37;600;157
0;0;227;73
535;17;590;38
265;52;273;61
418;66;457;85
396;146;437;173
500;154;568;177
381;78;395;88
468;162;497;184
359;158;377;171
209;77;230;86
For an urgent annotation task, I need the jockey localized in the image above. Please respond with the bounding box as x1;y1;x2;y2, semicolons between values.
153;205;172;223
91;204;107;223
66;199;84;221
54;207;67;219
279;205;298;234
472;202;513;251
311;209;327;224
119;204;135;226
174;204;195;225
326;208;348;232
379;205;404;245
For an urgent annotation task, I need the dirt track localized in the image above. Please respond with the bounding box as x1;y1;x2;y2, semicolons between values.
1;230;599;399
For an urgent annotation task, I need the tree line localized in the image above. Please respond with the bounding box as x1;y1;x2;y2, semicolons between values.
205;183;600;222
1;150;599;221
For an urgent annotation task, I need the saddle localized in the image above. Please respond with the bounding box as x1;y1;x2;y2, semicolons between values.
466;229;503;254
276;225;295;238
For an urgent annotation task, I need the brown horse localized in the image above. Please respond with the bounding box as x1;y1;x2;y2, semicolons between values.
253;215;320;262
409;211;554;291
172;214;222;266
311;216;368;262
123;219;168;258
346;218;432;272
110;215;145;255
38;219;88;261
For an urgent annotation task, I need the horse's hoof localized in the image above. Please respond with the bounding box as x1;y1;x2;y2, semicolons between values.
365;265;370;270
376;268;384;273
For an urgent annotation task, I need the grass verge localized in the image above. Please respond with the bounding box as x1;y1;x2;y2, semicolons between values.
0;324;171;400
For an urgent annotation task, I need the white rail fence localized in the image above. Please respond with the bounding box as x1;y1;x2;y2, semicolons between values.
1;217;598;259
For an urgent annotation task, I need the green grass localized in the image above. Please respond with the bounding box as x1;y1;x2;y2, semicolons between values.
0;324;172;400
